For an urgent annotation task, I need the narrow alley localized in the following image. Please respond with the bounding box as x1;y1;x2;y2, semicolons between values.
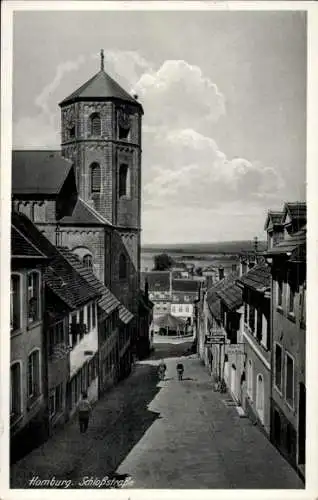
10;340;303;489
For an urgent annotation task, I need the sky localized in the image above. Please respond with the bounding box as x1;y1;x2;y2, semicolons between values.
12;9;307;245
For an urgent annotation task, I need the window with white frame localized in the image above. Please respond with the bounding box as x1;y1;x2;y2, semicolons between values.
92;302;96;328
185;306;189;313
11;274;22;332
285;352;294;408
27;271;41;323
288;283;295;315
255;308;262;342
300;285;306;326
274;343;283;392
277;279;283;307
261;314;268;348
256;374;265;423
87;304;91;331
10;362;21;419
48;320;65;356
247;359;253;398
179;305;182;312
49;383;63;418
27;349;40;400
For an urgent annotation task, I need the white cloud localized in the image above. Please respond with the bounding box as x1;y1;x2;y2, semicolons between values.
135;60;225;129
12;51;284;243
142;127;284;210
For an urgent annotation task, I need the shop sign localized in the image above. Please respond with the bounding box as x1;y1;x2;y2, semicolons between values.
225;343;245;355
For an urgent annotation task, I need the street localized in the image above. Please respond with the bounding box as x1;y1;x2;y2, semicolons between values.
10;339;303;489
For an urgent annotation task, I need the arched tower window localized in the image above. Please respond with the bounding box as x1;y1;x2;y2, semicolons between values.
119;253;127;279
90;113;101;136
83;254;93;269
119;164;130;198
90;163;101;194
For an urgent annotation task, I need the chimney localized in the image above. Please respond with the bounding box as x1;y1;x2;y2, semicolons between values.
218;266;224;281
254;236;258;254
55;224;62;247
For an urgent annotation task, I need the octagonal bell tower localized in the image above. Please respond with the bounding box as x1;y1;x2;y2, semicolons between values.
59;50;143;272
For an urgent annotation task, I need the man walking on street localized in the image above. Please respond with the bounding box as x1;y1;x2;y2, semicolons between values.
77;392;92;433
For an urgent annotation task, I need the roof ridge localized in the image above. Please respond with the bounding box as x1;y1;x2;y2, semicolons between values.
12;224;48;258
79;198;112;225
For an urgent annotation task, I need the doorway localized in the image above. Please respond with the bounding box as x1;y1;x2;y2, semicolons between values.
298;382;306;465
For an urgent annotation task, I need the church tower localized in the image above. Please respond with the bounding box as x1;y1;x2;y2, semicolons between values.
59;50;143;272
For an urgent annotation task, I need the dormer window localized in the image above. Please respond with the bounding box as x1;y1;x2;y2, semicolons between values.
90;113;101;136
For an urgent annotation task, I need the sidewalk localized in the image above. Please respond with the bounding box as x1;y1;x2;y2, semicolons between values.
10;362;160;488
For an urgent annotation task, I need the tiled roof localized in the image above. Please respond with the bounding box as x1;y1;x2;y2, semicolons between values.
12;212;100;309
119;305;134;324
154;313;185;329
57;247;120;315
206;272;238;307
172;279;200;293
59;69;142;111
264;210;284;230
11;226;48;259
12;150;73;196
237;263;271;292
59;198;112;225
265;228;306;257
284;202;306;221
209;299;222;322
217;282;243;311
141;271;170;291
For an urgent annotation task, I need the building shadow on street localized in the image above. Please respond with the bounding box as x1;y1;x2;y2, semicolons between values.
61;363;164;486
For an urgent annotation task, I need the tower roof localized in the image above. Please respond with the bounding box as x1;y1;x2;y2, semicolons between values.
59;68;143;111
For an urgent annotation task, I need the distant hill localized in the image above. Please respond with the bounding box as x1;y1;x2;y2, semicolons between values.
141;240;267;255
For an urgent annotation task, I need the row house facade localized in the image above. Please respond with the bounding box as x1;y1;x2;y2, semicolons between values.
196;201;306;480
236;263;272;434
142;271;200;334
11;218;49;463
265;202;306;479
11;54;150;415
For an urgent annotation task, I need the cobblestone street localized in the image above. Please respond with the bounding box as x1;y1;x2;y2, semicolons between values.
11;341;303;489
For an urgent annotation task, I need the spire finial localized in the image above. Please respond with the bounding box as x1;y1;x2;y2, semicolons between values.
100;49;104;71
